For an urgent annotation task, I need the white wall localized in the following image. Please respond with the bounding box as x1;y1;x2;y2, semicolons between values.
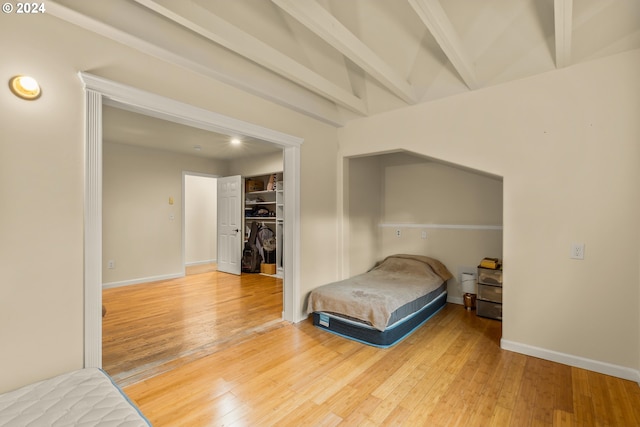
0;30;85;390
1;13;340;391
228;151;283;177
347;156;383;275
338;50;640;376
345;152;503;303
378;154;503;303
102;143;226;286
381;154;502;225
185;174;217;266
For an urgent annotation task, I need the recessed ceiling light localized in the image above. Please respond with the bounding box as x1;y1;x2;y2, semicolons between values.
231;138;241;146
9;75;41;100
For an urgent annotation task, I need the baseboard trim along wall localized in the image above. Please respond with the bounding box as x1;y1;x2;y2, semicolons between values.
501;339;640;384
185;259;216;267
102;272;184;289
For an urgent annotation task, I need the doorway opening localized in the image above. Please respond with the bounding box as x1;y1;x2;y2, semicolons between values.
81;72;301;369
184;173;218;272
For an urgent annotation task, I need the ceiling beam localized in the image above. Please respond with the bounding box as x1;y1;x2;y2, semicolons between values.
271;0;418;104
554;0;573;68
46;1;347;126
132;0;367;115
408;0;479;90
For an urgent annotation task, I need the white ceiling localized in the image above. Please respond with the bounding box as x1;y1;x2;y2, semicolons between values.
49;0;640;157
103;105;283;160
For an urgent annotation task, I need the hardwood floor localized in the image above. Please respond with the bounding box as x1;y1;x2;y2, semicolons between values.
105;270;640;426
102;265;284;386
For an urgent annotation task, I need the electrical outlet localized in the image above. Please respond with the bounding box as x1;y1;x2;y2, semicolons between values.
395;229;401;238
108;260;115;269
421;231;427;239
570;243;585;260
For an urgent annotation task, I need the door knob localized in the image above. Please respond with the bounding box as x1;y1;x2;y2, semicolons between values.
232;228;240;233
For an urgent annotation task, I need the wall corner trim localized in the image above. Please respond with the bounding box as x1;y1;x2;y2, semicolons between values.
501;339;640;383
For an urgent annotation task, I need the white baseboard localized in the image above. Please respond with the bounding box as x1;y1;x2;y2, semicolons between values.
185;259;216;267
102;272;184;289
501;339;640;384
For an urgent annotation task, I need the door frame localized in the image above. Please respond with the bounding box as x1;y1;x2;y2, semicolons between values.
80;72;302;368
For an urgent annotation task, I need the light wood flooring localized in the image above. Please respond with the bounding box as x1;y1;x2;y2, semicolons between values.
104;268;640;426
102;264;284;386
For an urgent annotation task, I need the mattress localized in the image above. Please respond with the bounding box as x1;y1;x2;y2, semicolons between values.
0;368;151;427
313;289;447;348
307;254;453;331
308;254;452;347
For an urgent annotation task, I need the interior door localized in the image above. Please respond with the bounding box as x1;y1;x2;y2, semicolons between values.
217;175;243;275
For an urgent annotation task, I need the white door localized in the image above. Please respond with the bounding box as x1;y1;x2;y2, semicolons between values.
217;175;243;275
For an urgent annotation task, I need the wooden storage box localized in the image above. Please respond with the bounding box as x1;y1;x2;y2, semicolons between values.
260;263;276;275
246;179;264;192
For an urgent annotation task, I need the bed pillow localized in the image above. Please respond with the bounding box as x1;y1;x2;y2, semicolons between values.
373;254;453;281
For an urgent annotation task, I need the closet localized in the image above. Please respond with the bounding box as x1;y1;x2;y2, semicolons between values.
243;172;284;277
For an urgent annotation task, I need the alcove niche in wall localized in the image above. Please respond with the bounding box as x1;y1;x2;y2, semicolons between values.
80;72;302;368
345;150;504;309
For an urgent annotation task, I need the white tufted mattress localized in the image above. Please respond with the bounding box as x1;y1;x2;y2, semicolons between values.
0;368;151;427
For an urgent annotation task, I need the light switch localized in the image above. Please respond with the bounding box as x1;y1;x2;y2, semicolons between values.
169;196;174;205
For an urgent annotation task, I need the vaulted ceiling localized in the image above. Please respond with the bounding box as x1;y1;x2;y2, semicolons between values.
50;0;640;128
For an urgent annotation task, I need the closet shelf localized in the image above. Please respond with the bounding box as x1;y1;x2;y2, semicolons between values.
245;201;274;206
246;189;276;195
